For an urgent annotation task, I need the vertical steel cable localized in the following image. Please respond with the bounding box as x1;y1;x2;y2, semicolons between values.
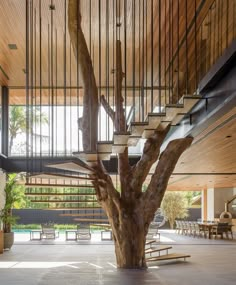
26;0;29;174
99;0;101;141
200;25;203;79
234;0;236;38
77;0;80;151
30;0;33;165
55;29;58;155
142;0;145;121
177;0;179;102
217;0;220;58
195;0;198;91
112;0;115;124
51;0;54;156
70;42;72;153
158;0;161;111
124;0;127;123
139;0;141;121
48;23;51;155
226;0;229;48
220;0;223;55
64;0;67;155
34;8;37;158
132;0;136;119
168;0;171;103
209;6;212;68
39;0;42;168
151;0;153;112
145;0;147;115
213;2;216;64
164;0;167;106
185;0;188;96
106;0;110;140
171;0;173;102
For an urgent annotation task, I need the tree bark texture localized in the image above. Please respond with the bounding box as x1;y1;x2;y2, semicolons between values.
68;0;193;269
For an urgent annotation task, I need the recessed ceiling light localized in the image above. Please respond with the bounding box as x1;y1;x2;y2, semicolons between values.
49;4;55;10
8;43;17;50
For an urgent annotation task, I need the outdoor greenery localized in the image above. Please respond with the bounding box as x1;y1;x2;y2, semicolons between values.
161;191;189;229
0;173;25;233
9;105;48;155
12;224;108;231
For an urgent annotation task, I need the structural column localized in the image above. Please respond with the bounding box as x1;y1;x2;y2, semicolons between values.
1;86;9;157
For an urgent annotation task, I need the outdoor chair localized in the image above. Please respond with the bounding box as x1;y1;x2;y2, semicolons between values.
76;223;91;240
212;222;233;239
40;223;59;240
146;224;160;243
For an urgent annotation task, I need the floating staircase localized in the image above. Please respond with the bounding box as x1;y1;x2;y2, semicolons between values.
70;94;202;161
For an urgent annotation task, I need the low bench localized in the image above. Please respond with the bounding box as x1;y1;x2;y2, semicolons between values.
145;245;172;256
146;253;191;262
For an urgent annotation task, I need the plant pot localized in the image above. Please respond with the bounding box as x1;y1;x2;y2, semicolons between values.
4;232;14;250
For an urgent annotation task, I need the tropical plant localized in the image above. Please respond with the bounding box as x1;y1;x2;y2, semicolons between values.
0;173;24;233
161;192;189;229
9;106;48;155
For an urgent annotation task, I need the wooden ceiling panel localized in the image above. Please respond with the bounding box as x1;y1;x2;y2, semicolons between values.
0;0;215;89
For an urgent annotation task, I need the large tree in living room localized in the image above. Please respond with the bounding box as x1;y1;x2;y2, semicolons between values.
68;0;193;269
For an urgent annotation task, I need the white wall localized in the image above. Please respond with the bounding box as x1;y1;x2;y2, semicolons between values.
0;170;6;210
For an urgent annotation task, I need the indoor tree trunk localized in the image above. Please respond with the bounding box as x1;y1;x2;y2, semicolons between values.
109;207;148;269
113;219;147;269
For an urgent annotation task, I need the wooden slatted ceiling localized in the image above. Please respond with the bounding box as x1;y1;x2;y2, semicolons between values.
0;0;214;90
163;110;236;191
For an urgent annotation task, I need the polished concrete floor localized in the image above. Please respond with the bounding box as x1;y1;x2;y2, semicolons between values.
0;230;236;285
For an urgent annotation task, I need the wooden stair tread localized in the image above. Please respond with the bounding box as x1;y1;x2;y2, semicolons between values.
25;193;96;196
25;183;94;188
146;253;191;262
145;239;156;246
30;199;98;203
145;246;172;254
28;172;93;181
112;145;126;153
45;160;94;174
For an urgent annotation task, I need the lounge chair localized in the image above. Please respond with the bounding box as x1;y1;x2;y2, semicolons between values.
76;223;91;240
40;223;59;240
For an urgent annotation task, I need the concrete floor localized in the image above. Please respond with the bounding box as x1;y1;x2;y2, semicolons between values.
0;230;236;285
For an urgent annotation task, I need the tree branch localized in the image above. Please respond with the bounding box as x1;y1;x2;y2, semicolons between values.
130;125;171;192
143;136;193;221
68;0;98;152
100;95;115;122
115;40;126;133
91;161;121;211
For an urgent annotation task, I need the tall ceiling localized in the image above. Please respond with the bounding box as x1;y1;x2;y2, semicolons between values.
0;0;235;192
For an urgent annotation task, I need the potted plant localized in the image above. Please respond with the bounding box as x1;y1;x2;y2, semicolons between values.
0;173;23;250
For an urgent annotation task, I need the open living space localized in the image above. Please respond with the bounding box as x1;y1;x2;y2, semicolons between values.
0;0;236;284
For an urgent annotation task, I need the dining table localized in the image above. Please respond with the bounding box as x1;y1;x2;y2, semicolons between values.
198;222;218;239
